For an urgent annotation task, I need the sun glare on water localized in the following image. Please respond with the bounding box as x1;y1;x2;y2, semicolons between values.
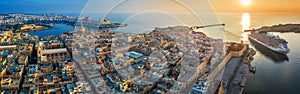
241;13;250;31
241;13;251;41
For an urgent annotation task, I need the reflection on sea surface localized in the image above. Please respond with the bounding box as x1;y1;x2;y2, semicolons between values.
249;38;289;63
241;12;251;41
241;13;251;31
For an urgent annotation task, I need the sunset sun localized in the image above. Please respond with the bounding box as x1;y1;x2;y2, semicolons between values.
241;0;251;6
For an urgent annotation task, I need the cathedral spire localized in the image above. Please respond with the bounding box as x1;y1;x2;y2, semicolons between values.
79;21;85;33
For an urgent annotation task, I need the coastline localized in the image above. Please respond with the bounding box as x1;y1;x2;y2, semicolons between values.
0;13;257;94
255;24;300;33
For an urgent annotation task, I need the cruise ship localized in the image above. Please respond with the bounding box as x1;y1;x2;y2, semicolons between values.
249;30;290;54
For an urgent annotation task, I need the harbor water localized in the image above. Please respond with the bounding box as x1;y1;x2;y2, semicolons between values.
219;13;300;94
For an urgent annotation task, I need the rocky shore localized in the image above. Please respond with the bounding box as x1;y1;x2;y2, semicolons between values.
255;24;300;33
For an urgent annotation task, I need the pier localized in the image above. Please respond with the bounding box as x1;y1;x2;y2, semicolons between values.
192;24;225;29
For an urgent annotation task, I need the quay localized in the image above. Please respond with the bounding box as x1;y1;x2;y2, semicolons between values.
192;23;225;29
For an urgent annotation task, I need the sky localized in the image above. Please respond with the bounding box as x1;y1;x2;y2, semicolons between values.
0;0;87;13
0;0;299;14
210;0;300;13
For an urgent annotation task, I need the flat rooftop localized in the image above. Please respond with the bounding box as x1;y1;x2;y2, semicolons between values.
42;48;68;54
0;45;17;50
124;51;144;59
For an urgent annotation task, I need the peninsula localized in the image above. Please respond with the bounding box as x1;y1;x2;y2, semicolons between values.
0;13;256;94
245;24;300;33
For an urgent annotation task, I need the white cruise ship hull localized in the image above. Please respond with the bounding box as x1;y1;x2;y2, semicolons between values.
249;36;290;54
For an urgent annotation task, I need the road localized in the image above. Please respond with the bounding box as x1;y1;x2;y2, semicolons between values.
73;55;99;94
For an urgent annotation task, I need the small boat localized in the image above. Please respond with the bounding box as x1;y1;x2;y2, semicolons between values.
249;66;256;74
